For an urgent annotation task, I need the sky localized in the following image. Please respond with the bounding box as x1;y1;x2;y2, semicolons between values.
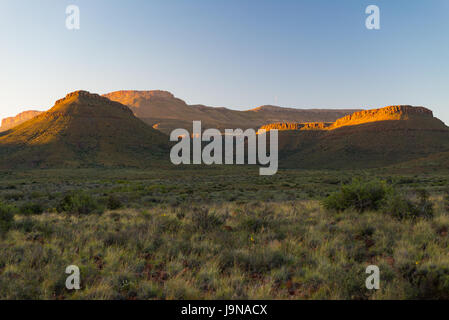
0;0;448;124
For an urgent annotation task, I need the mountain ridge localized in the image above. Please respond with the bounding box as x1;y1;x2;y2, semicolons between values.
103;90;363;134
270;105;449;169
2;90;363;134
0;91;169;169
260;105;445;132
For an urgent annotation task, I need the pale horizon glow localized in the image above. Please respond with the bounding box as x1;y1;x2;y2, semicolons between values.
1;0;448;125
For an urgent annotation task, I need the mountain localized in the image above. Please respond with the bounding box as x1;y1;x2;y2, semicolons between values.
103;90;361;134
0;110;42;132
0;91;169;169
263;105;449;169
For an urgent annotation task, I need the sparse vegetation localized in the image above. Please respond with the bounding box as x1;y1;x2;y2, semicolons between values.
0;168;448;299
445;186;449;213
19;202;44;215
0;202;15;235
107;195;123;210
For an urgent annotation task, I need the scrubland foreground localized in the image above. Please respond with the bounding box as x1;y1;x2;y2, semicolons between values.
1;167;449;300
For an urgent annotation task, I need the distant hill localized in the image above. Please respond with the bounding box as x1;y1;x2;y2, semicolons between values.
264;106;449;169
0;110;42;132
103;90;361;134
2;92;447;171
0;91;169;169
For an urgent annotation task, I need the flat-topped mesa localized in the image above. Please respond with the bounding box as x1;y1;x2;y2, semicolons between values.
331;105;433;128
260;105;437;132
103;90;175;101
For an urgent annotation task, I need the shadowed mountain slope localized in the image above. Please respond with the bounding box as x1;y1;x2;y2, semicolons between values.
269;106;449;169
103;90;361;134
0;91;169;169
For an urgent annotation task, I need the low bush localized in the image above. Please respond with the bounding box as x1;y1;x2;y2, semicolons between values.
190;207;224;231
411;265;449;299
19;202;44;215
107;195;123;210
323;179;434;220
234;248;287;273
0;202;15;235
381;189;433;220
322;178;391;213
444;186;449;213
57;192;104;215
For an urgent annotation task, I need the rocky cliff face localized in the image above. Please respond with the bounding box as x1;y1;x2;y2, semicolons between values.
0;110;42;132
260;122;332;131
260;105;438;132
331;105;433;129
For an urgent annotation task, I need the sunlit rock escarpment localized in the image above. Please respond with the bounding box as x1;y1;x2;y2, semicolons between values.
0;110;42;132
260;105;444;132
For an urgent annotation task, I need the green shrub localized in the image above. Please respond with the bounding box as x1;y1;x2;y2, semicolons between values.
235;248;287;273
322;179;391;212
19;202;44;215
381;189;433;220
415;189;434;219
0;202;15;235
57;192;104;215
107;195;123;210
411;265;449;299
3;192;24;201
444;186;449;213
190;207;224;231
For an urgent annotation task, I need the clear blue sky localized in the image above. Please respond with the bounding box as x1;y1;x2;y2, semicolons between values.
1;0;448;124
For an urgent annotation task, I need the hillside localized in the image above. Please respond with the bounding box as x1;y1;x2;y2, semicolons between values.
260;105;441;131
103;90;361;134
268;106;449;169
0;91;169;169
0;110;42;132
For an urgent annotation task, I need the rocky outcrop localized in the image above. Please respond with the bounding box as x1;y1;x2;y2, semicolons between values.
260;122;332;131
260;105;437;132
331;105;433;129
0;110;42;132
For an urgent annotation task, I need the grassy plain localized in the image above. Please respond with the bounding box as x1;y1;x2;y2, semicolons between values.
0;166;449;299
